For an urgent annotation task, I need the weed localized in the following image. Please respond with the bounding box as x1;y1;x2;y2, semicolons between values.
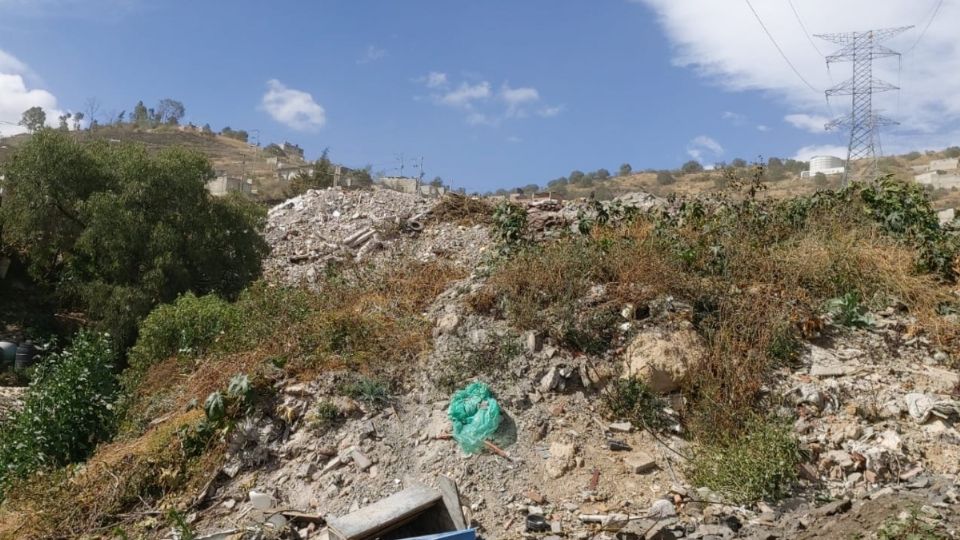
877;507;949;540
338;376;390;406
492;201;528;251
167;509;196;540
311;400;343;431
603;377;669;430
689;416;802;504
431;193;493;225
825;292;874;328
0;332;118;499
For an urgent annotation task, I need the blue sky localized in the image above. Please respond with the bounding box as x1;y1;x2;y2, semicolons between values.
1;0;957;192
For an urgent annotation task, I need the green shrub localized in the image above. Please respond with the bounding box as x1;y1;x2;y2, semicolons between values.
338;376;390;406
128;293;237;374
877;507;949;540
0;332;118;497
603;377;669;430
311;401;343;431
492;201;528;251
690;417;802;504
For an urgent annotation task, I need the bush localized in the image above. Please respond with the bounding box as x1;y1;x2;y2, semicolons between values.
603;377;669;430
690;417;802;503
0;332;118;497
0;131;267;347
492;201;528;250
656;171;677;185
128;293;236;375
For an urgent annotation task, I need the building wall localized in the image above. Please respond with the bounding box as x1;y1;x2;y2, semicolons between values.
915;171;960;189
380;177;420;194
810;156;845;174
205;176;253;197
929;158;959;172
800;166;845;178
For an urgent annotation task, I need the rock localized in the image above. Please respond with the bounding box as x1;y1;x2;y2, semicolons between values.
435;312;460;335
623;327;705;394
545;442;577;479
526;331;543;353
609;421;633;433
350;449;373;471
648;499;677;519
868;486;896;499
690;524;734;539
249;490;272;510
814;498;851;516
540;367;562;393
625;452;658;474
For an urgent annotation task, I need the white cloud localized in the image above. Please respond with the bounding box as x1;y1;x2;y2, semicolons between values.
686;135;724;161
357;45;386;64
721;111;746;125
637;0;960;149
538;105;564;118
500;83;540;117
756;124;770;132
418;73;561;126
784;113;830;133
261;79;326;131
0;50;63;136
439;81;491;108
793;144;848;161
424;71;448;88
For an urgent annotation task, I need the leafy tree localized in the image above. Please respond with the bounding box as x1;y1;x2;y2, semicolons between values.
132;101;149;127
72;112;84;131
430;176;443;188
522;183;540;194
0;131;267;346
944;146;960;158
287;149;334;195
904;151;922;161
731;158;747;168
58;113;71;131
595;168;611;181
656;170;677;185
618;163;632;176
569;170;585;184
156;98;186;125
19;106;46;132
116;111;126;125
202;123;213;135
349;166;374;188
680;160;704;174
221;127;249;142
263;143;286;158
547;177;568;189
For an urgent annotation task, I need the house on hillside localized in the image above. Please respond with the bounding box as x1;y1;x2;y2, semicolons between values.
799;155;845;178
379;176;447;197
281;142;305;160
206;175;253;197
277;165;314;182
913;157;959;189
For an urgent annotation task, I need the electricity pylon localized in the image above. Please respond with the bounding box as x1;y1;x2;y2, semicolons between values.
815;26;912;182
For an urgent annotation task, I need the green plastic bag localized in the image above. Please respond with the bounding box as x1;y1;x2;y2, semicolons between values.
447;382;501;453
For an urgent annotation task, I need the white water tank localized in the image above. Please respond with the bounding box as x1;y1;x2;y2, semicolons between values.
809;155;845;175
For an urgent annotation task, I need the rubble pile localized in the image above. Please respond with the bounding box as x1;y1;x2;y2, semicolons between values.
264;187;489;285
182;188;960;539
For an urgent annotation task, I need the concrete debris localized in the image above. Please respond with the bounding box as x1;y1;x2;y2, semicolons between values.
623;326;705;394
904;392;960;423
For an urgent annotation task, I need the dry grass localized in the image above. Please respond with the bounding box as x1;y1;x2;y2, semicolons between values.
0;409;217;539
479;195;959;439
0;258;466;538
429;193;493;225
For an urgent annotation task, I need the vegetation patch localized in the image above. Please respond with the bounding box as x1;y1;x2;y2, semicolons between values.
688;416;802;504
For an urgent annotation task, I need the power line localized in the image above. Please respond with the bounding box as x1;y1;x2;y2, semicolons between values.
905;0;944;54
743;0;821;94
786;0;824;57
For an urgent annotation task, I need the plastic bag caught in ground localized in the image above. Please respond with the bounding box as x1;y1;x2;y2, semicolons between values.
448;382;501;453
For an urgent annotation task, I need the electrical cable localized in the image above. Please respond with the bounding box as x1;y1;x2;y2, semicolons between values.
905;0;943;54
743;0;821;94
786;0;824;57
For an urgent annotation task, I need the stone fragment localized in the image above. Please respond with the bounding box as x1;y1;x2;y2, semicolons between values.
545;442;577;479
623;327;705;394
625;452;658;474
609;421;633;433
815;498;851;516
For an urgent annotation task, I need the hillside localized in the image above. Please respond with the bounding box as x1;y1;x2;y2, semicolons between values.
548;149;960;211
0;175;958;538
0;126;297;198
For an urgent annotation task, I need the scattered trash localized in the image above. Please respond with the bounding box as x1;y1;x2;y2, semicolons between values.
904;392;960;423
447;382;501;454
607;439;632;451
525;514;550;532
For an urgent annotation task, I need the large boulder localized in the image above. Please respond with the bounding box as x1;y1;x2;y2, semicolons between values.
623;326;705;394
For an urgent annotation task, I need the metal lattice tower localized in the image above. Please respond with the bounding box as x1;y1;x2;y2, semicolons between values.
815;27;912;181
